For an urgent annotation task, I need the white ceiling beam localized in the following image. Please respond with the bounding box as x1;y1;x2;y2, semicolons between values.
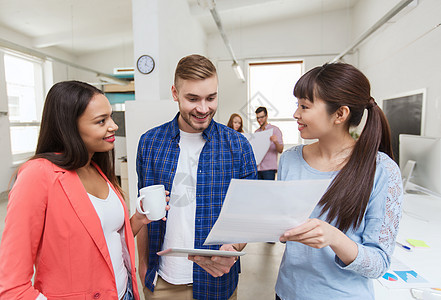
332;0;416;62
189;0;280;15
32;22;125;49
0;37;129;85
32;32;69;48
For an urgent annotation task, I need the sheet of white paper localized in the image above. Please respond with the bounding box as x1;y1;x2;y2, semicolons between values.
243;129;273;165
204;178;331;245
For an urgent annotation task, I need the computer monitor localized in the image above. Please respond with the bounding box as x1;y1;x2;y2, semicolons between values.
401;159;416;192
399;134;441;196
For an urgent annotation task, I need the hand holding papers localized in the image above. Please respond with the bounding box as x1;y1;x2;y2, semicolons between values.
204;179;331;245
244;129;273;165
188;244;241;278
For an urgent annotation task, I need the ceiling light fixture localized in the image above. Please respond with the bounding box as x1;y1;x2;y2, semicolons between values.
232;62;245;82
199;0;245;82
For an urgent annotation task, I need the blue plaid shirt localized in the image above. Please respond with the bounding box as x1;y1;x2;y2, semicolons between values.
136;113;257;300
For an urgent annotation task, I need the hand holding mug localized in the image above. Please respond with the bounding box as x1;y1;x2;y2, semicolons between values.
136;185;168;221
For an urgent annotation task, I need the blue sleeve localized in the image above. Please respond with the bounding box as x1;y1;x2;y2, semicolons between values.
336;154;403;278
277;150;287;181
136;133;147;191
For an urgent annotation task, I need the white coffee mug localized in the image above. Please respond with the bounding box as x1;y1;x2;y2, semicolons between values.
136;185;166;221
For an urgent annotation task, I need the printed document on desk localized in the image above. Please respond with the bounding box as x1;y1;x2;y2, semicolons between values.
204;178;331;245
378;256;432;289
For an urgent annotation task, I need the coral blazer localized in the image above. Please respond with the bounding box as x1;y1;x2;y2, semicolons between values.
0;158;140;300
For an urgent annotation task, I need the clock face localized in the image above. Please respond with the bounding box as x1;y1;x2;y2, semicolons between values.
137;55;155;74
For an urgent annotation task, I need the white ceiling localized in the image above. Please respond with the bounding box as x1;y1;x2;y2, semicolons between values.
0;0;359;57
0;0;133;56
191;0;359;33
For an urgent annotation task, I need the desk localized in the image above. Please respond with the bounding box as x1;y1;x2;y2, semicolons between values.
374;192;441;299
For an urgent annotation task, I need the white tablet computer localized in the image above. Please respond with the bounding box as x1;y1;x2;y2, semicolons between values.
157;247;246;257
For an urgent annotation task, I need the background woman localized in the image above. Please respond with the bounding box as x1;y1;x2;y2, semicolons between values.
227;113;244;132
0;81;162;299
275;63;403;300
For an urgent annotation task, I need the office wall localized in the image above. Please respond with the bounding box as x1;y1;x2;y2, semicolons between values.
77;42;135;83
125;0;206;208
206;9;354;129
351;0;401;38
353;0;441;137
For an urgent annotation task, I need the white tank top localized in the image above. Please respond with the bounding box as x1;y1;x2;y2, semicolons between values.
88;182;128;299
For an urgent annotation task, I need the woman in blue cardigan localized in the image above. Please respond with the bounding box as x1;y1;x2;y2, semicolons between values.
275;63;403;300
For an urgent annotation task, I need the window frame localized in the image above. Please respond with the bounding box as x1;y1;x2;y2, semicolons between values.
3;51;45;164
247;59;304;148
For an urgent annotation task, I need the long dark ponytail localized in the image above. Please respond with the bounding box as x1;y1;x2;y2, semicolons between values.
294;63;393;232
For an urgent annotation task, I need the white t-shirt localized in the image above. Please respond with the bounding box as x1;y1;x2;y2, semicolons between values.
88;182;128;299
158;130;205;284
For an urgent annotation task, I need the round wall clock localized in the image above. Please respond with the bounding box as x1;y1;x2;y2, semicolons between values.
136;55;155;74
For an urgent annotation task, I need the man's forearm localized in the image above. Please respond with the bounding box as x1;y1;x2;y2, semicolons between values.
274;141;284;153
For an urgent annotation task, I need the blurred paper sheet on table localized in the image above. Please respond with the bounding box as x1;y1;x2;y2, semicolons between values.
204;178;331;245
378;256;432;289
